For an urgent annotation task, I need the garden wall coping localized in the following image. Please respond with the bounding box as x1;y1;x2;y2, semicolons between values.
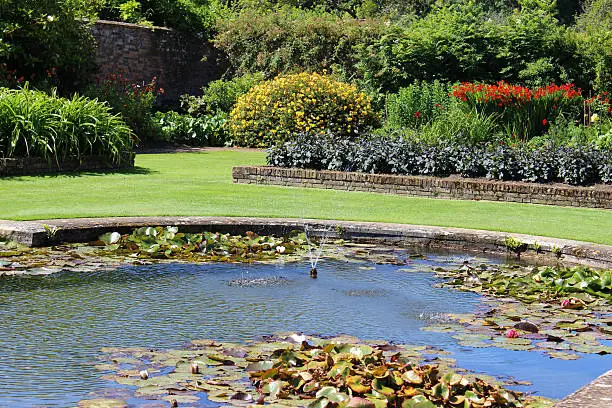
232;166;612;209
0;216;611;269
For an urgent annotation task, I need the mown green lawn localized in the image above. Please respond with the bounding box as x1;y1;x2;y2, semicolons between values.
1;149;611;244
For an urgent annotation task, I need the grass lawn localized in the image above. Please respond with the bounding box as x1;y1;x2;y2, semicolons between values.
0;149;611;245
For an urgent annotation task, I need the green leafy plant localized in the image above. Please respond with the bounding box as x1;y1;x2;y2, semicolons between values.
384;80;454;130
84;74;163;141
154;111;228;146
0;86;134;165
504;236;528;258
181;72;265;116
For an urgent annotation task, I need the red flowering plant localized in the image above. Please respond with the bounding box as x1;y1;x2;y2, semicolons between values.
451;81;583;141
85;73;164;141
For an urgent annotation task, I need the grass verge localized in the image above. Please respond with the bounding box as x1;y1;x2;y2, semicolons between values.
0;149;611;245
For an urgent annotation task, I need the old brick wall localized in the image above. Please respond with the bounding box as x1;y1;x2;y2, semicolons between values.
232;166;612;209
91;20;223;104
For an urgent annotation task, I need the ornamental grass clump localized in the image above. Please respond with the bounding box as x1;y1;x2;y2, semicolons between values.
0;86;133;165
229;72;377;147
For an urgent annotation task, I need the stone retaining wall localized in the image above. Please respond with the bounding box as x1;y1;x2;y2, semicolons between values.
233;166;612;209
0;154;134;177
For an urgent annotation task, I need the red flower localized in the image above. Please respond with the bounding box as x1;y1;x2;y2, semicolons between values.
414;111;422;119
542;119;548;126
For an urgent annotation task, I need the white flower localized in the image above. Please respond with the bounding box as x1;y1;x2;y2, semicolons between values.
275;245;286;254
47;15;55;22
591;113;600;123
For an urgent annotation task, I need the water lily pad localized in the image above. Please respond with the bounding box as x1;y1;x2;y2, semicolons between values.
546;351;581;360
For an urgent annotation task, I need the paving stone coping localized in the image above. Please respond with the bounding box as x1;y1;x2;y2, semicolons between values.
1;216;611;269
233;166;612;209
554;369;612;407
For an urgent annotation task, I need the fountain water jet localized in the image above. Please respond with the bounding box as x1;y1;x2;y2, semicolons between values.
303;223;334;279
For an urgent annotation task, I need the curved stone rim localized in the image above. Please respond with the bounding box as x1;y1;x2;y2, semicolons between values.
1;216;611;269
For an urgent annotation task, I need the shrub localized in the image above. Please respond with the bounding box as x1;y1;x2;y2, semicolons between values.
229;72;377;147
180;72;265;116
0;86;133;164
84;74;163;142
154;111;228;146
214;7;388;80
99;0;214;34
267;133;612;186
0;0;98;93
384;81;454;129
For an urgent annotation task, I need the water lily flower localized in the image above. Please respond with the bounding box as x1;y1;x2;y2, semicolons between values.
506;329;519;338
276;245;286;254
139;369;149;380
190;362;199;374
561;299;570;308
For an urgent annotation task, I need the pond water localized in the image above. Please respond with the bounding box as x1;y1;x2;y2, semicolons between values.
0;252;609;407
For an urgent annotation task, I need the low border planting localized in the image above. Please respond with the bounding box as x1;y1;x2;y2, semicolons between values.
0;87;134;171
267;134;612;186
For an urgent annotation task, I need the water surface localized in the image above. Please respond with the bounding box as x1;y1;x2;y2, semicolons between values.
0;254;608;407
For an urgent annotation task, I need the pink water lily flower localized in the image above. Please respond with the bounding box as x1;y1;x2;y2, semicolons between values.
506;329;519;338
561;299;571;307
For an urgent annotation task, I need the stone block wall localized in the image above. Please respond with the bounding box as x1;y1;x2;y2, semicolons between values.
91;20;222;103
232;166;612;209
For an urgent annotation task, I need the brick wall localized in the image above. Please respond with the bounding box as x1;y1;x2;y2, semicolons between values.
91;20;222;103
233;166;612;209
1;154;134;177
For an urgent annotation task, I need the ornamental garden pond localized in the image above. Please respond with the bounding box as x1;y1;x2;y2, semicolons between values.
0;226;610;407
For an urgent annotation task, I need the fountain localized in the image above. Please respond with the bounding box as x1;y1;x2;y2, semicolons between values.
303;223;335;278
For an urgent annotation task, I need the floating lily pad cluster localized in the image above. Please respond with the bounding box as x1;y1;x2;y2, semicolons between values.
0;240;125;276
89;335;553;408
434;264;611;303
97;226;309;262
426;264;612;359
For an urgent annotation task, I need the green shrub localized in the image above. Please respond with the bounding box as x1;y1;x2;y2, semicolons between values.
229;72;377;147
267;132;611;185
0;0;98;93
214;7;388;80
574;0;612;92
84;74;162;142
154;111;228;146
99;0;215;34
181;72;265;116
0;86;133;164
384;81;454;129
354;2;584;93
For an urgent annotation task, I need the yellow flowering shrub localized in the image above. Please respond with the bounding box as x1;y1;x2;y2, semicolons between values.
229;72;377;147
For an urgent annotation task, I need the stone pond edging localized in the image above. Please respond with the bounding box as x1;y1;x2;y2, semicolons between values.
1;216;611;269
0;154;135;177
232;166;612;209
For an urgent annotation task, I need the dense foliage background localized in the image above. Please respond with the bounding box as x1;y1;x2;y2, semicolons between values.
0;0;610;178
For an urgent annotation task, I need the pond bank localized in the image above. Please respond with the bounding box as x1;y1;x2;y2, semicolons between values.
1;216;611;268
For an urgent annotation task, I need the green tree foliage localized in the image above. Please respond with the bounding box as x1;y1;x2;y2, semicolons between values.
574;0;612;91
98;0;214;33
0;0;100;93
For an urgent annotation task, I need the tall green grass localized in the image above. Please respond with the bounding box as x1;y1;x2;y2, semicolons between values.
0;86;134;165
